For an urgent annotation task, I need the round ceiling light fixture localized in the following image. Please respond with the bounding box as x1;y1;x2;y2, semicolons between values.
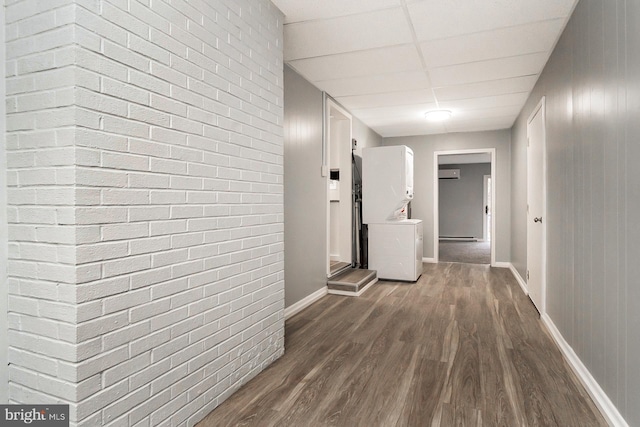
424;109;452;122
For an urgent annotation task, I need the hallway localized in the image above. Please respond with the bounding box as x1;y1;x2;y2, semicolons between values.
199;263;605;426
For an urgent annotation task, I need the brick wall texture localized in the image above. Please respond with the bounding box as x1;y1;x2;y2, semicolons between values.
5;0;285;425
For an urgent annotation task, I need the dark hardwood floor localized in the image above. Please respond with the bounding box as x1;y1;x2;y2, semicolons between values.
198;263;606;427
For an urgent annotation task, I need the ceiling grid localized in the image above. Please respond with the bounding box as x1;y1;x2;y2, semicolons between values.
273;0;578;137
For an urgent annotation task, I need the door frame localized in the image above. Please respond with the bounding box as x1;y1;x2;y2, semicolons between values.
526;96;547;313
483;174;491;242
433;148;496;265
324;96;353;276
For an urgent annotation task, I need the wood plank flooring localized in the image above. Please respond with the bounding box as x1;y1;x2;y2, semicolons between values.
329;261;350;276
327;268;377;293
198;263;606;427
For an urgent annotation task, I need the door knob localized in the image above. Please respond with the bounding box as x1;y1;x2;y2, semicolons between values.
534;217;542;223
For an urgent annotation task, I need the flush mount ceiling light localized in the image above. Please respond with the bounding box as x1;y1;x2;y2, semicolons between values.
424;110;452;122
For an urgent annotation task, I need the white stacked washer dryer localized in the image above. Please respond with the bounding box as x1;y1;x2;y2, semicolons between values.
362;146;423;282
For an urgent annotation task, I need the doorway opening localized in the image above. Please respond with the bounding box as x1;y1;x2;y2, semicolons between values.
434;149;496;265
325;98;353;277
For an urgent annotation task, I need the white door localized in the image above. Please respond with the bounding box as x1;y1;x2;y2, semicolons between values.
527;98;546;313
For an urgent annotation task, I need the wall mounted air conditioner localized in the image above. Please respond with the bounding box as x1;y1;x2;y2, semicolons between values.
439;169;460;179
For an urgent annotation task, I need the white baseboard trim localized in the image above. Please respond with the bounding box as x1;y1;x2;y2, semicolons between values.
422;257;436;263
328;278;378;297
492;261;511;268
506;263;626;426
507;263;529;296
541;313;628;427
284;286;328;320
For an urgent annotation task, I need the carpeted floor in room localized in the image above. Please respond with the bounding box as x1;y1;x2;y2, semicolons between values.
439;240;491;264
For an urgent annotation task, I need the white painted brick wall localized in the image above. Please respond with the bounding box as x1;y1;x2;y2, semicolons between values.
6;0;285;425
5;0;80;410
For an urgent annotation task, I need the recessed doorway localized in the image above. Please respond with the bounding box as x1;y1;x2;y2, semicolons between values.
434;149;496;265
325;98;353;276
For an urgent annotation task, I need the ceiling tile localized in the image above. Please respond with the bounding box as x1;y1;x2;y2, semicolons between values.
350;103;438;121
438;92;530;111
271;0;401;24
289;45;422;82
428;52;548;87
315;71;432;97
284;8;412;61
446;105;522;121
443;116;516;133
336;89;435;110
433;76;538;101
372;122;448;137
408;0;577;41
420;19;566;68
276;0;576;136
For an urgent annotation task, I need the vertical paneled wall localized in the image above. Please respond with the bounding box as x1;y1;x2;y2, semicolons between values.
6;0;285;425
511;0;639;423
283;65;382;309
283;65;326;307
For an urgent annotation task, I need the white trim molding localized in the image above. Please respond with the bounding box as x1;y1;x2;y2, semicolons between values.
492;261;511;268
508;263;529;296
422;257;436;264
324;96;353;277
433;149;496;265
284;287;328;320
541;314;628;427
506;265;626;426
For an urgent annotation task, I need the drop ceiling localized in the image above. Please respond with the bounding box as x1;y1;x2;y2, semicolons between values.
271;0;578;138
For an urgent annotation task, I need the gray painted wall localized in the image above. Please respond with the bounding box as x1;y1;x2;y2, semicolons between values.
382;131;511;261
439;163;491;239
283;66;382;308
283;65;326;308
353;116;382;159
511;0;639;423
